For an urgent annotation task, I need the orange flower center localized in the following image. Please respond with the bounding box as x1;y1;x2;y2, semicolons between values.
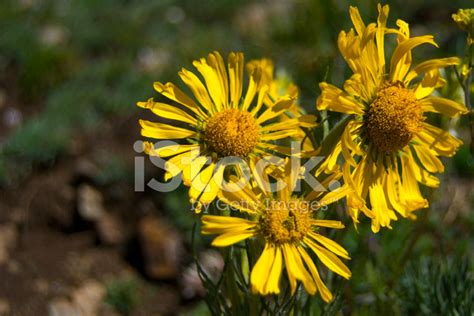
366;83;423;153
204;109;259;157
259;200;312;244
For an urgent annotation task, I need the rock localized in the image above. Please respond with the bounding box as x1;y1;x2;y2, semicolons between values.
181;264;203;299
32;180;75;229
74;159;99;179
180;250;224;299
48;298;81;316
98;305;121;316
47;183;75;229
140;285;180;315
6;260;20;274
138;216;183;279
9;207;28;225
77;183;127;246
0;298;10;316
0;223;18;265
96;213;125;246
48;280;106;316
72;280;106;316
34;278;50;294
77;184;105;221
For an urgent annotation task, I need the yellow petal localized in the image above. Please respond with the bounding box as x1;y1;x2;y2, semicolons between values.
218;182;261;214
298;246;333;303
198;163;225;204
202;214;254;225
413;70;442;99
317;83;364;115
349;6;365;35
143;142;198;158
308;232;350;259
342;161;375;220
137;98;197;125
405;148;439;188
189;162;215;201
192;52;228;112
281;244;298;294
257;97;295;124
211;230;255;247
249;84;268;116
282;244;316;294
341;121;363;166
319;185;351;207
369;182;394;232
257;143;294;156
181;156;208;186
384;164;409;217
405;57;460;84
413;145;444;173
376;4;389;72
319;141;342;174
179;68;214;113
260;129;299;141
139;120;196;139
420;97;468;117
154;81;207;119
390;20;412;81
311;220;345;229
399;150;429;211
306;238;351;279
260;116;316;133
251;244;274;294
209;51;229;108
201;215;256;235
163;150;201;181
416;123;462;157
228;52;244;108
241;64;262;112
263;247;282;295
390;36;438;80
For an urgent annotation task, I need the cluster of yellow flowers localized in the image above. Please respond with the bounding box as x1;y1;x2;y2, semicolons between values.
453;8;474;44
137;5;467;302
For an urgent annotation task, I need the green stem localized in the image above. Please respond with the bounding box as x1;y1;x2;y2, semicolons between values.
463;42;473;153
318;114;353;158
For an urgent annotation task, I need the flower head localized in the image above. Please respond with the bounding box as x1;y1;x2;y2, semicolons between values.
201;161;351;302
316;5;468;232
138;52;316;210
452;8;474;44
247;58;316;152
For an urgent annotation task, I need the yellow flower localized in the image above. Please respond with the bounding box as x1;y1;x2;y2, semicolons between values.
201;162;351;302
452;8;474;44
247;58;316;152
247;58;299;103
138;52;316;210
316;5;468;232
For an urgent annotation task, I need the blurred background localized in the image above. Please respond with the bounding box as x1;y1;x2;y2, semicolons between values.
0;0;472;315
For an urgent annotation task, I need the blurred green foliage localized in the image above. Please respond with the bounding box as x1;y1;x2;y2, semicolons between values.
93;156;130;186
396;257;473;315
105;277;140;315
